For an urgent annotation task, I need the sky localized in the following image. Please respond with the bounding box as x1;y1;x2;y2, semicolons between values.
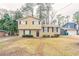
0;3;71;11
0;3;79;20
0;3;24;11
53;3;79;15
53;3;79;21
0;3;79;14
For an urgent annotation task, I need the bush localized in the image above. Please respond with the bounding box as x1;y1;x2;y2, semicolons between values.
22;35;33;37
51;34;59;38
54;34;59;37
43;35;50;38
51;35;55;38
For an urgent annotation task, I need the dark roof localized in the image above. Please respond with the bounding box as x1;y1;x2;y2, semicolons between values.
62;22;77;30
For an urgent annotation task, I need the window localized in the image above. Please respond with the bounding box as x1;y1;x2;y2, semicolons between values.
26;21;27;24
47;27;49;32
74;24;76;28
29;30;31;35
52;27;54;32
32;21;34;24
68;25;70;28
56;27;58;32
43;27;44;32
25;30;31;35
25;30;29;35
39;21;40;24
23;30;25;35
43;27;48;32
44;28;48;32
19;21;21;24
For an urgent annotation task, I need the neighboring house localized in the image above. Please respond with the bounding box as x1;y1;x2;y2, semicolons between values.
0;30;8;37
17;16;60;37
61;22;79;35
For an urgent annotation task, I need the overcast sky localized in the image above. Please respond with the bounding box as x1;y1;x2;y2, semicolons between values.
0;3;70;11
0;3;24;11
0;3;79;17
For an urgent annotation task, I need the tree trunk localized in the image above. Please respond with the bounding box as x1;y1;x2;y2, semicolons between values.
58;20;60;27
32;9;33;16
46;7;49;24
39;6;42;20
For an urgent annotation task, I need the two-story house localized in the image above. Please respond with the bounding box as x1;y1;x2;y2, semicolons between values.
17;16;60;37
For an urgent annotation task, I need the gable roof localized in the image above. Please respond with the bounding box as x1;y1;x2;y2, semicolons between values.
62;22;77;30
17;16;40;21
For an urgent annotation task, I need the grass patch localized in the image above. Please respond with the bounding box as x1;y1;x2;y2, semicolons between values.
0;36;79;56
0;42;4;49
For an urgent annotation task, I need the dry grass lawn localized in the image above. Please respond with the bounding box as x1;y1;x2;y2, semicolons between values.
0;36;79;56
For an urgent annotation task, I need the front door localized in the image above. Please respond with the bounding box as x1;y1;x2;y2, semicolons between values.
36;31;39;37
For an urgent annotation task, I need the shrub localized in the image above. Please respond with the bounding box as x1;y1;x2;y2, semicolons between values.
51;34;59;38
51;35;55;38
22;35;33;37
43;35;50;38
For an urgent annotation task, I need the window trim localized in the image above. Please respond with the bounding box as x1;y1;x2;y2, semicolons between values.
23;30;25;35
56;27;58;32
32;21;34;24
19;21;21;24
47;27;49;32
29;30;31;35
43;27;44;32
52;27;54;32
43;27;48;32
39;21;40;24
26;21;27;24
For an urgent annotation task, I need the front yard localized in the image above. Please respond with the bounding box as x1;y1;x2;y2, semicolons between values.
0;36;79;56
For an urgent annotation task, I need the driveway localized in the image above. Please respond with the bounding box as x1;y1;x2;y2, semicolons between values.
68;35;79;40
0;36;19;42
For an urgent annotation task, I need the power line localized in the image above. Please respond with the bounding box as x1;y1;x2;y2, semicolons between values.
51;3;72;24
55;3;72;13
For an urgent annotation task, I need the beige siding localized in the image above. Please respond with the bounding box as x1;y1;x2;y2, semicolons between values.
18;27;60;37
18;25;41;29
18;17;41;30
18;16;60;37
19;30;24;36
19;29;42;37
41;27;60;37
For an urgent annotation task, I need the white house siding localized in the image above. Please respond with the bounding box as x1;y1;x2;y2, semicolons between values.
67;30;77;35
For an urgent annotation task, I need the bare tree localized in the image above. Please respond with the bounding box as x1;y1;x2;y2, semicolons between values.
57;14;65;27
65;15;70;23
21;3;35;16
73;11;79;35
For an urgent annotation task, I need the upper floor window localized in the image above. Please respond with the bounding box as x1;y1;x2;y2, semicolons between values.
32;21;34;24
68;25;70;28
